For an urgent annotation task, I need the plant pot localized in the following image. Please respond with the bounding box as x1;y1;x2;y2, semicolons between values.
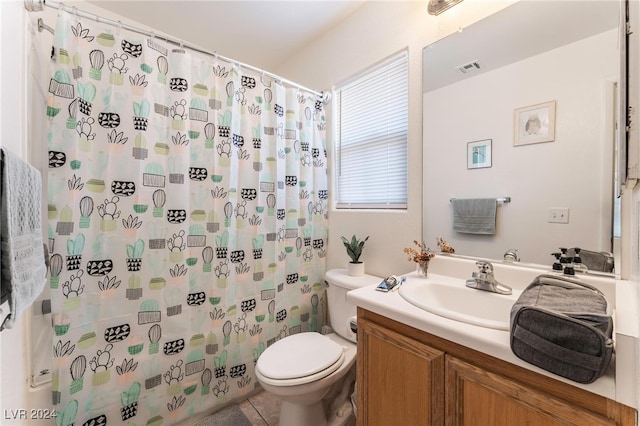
70;377;84;394
92;370;110;386
126;288;143;300
347;261;365;277
132;147;148;160
167;382;182;396
110;72;124;85
121;401;138;421
127;258;142;272
63;297;81;312
100;219;117;232
145;374;162;390
77;331;97;349
206;343;218;355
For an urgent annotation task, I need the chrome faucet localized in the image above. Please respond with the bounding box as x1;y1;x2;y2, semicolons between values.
466;261;512;295
503;249;520;262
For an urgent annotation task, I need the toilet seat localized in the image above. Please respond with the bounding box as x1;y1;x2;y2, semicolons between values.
256;332;346;386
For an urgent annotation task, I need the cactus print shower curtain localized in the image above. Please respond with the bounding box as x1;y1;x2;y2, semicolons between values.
45;10;328;425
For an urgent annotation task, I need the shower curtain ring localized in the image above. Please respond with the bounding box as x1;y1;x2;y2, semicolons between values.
261;70;272;87
117;20;122;35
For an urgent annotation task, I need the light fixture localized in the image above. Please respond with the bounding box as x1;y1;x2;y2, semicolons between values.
428;0;464;16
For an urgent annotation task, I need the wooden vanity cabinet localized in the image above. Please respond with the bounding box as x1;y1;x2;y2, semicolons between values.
357;313;445;425
446;356;620;426
356;308;637;426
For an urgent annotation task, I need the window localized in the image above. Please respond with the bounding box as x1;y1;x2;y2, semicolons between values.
335;50;408;209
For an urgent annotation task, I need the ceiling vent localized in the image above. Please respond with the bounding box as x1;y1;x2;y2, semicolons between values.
456;61;481;75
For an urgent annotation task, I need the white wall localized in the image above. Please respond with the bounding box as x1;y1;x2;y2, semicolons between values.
422;29;618;265
276;0;515;278
0;1;53;423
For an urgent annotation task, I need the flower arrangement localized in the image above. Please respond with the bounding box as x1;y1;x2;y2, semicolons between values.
436;237;455;254
403;240;435;263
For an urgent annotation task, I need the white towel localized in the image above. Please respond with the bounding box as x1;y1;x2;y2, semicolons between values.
1;148;46;329
452;198;497;235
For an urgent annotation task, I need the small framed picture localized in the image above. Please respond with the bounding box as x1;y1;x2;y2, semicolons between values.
467;139;492;169
514;100;556;146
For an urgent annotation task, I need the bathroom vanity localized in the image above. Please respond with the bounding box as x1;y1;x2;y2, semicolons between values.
347;256;639;425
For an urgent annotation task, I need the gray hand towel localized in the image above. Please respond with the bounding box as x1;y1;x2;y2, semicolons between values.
0;148;46;329
452;198;497;234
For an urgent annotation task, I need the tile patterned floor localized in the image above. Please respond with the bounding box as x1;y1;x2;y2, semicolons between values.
191;388;358;426
239;390;282;426
192;390;282;426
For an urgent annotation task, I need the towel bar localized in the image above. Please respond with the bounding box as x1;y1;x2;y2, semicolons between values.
450;196;511;204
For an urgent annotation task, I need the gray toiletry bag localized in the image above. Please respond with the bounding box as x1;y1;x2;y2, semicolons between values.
510;274;614;384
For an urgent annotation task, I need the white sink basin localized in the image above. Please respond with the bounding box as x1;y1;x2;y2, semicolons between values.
398;273;521;330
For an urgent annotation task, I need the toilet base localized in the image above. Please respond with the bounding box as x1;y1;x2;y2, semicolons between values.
279;400;327;426
255;334;357;426
276;371;356;426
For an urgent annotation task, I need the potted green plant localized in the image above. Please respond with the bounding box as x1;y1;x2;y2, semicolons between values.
341;234;369;276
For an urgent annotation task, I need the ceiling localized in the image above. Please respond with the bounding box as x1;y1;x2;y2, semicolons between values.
86;0;366;71
423;0;620;92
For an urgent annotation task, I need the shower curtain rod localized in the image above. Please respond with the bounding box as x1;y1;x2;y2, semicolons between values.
24;0;329;102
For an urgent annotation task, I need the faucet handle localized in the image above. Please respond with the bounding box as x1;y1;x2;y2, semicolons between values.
475;260;493;274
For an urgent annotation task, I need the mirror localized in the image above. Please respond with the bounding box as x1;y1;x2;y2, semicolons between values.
422;1;621;271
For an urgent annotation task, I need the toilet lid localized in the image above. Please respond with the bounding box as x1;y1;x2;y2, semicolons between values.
257;333;344;380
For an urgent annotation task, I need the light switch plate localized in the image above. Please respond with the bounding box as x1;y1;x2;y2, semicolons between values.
547;207;570;224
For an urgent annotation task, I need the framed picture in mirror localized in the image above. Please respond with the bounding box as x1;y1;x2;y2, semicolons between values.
467;139;492;169
514;100;556;146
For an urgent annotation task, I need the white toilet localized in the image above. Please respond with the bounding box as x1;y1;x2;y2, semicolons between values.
255;268;381;426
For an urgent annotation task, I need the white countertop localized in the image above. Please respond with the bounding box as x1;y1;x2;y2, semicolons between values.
345;256;638;408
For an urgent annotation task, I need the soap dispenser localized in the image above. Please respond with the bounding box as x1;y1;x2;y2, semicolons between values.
558;247;575;275
551;252;563;272
559;247;570;264
571;247;588;274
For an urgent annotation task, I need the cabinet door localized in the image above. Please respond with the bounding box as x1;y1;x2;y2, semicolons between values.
357;318;445;426
445;356;616;426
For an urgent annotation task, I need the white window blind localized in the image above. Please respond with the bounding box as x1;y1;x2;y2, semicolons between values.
335;51;408;209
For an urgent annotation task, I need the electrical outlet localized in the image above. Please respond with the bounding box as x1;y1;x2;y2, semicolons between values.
547;207;570;224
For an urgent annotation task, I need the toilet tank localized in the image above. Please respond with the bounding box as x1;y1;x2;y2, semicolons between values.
324;269;382;343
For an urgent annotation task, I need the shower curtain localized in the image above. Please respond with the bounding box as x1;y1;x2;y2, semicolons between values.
45;10;328;425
